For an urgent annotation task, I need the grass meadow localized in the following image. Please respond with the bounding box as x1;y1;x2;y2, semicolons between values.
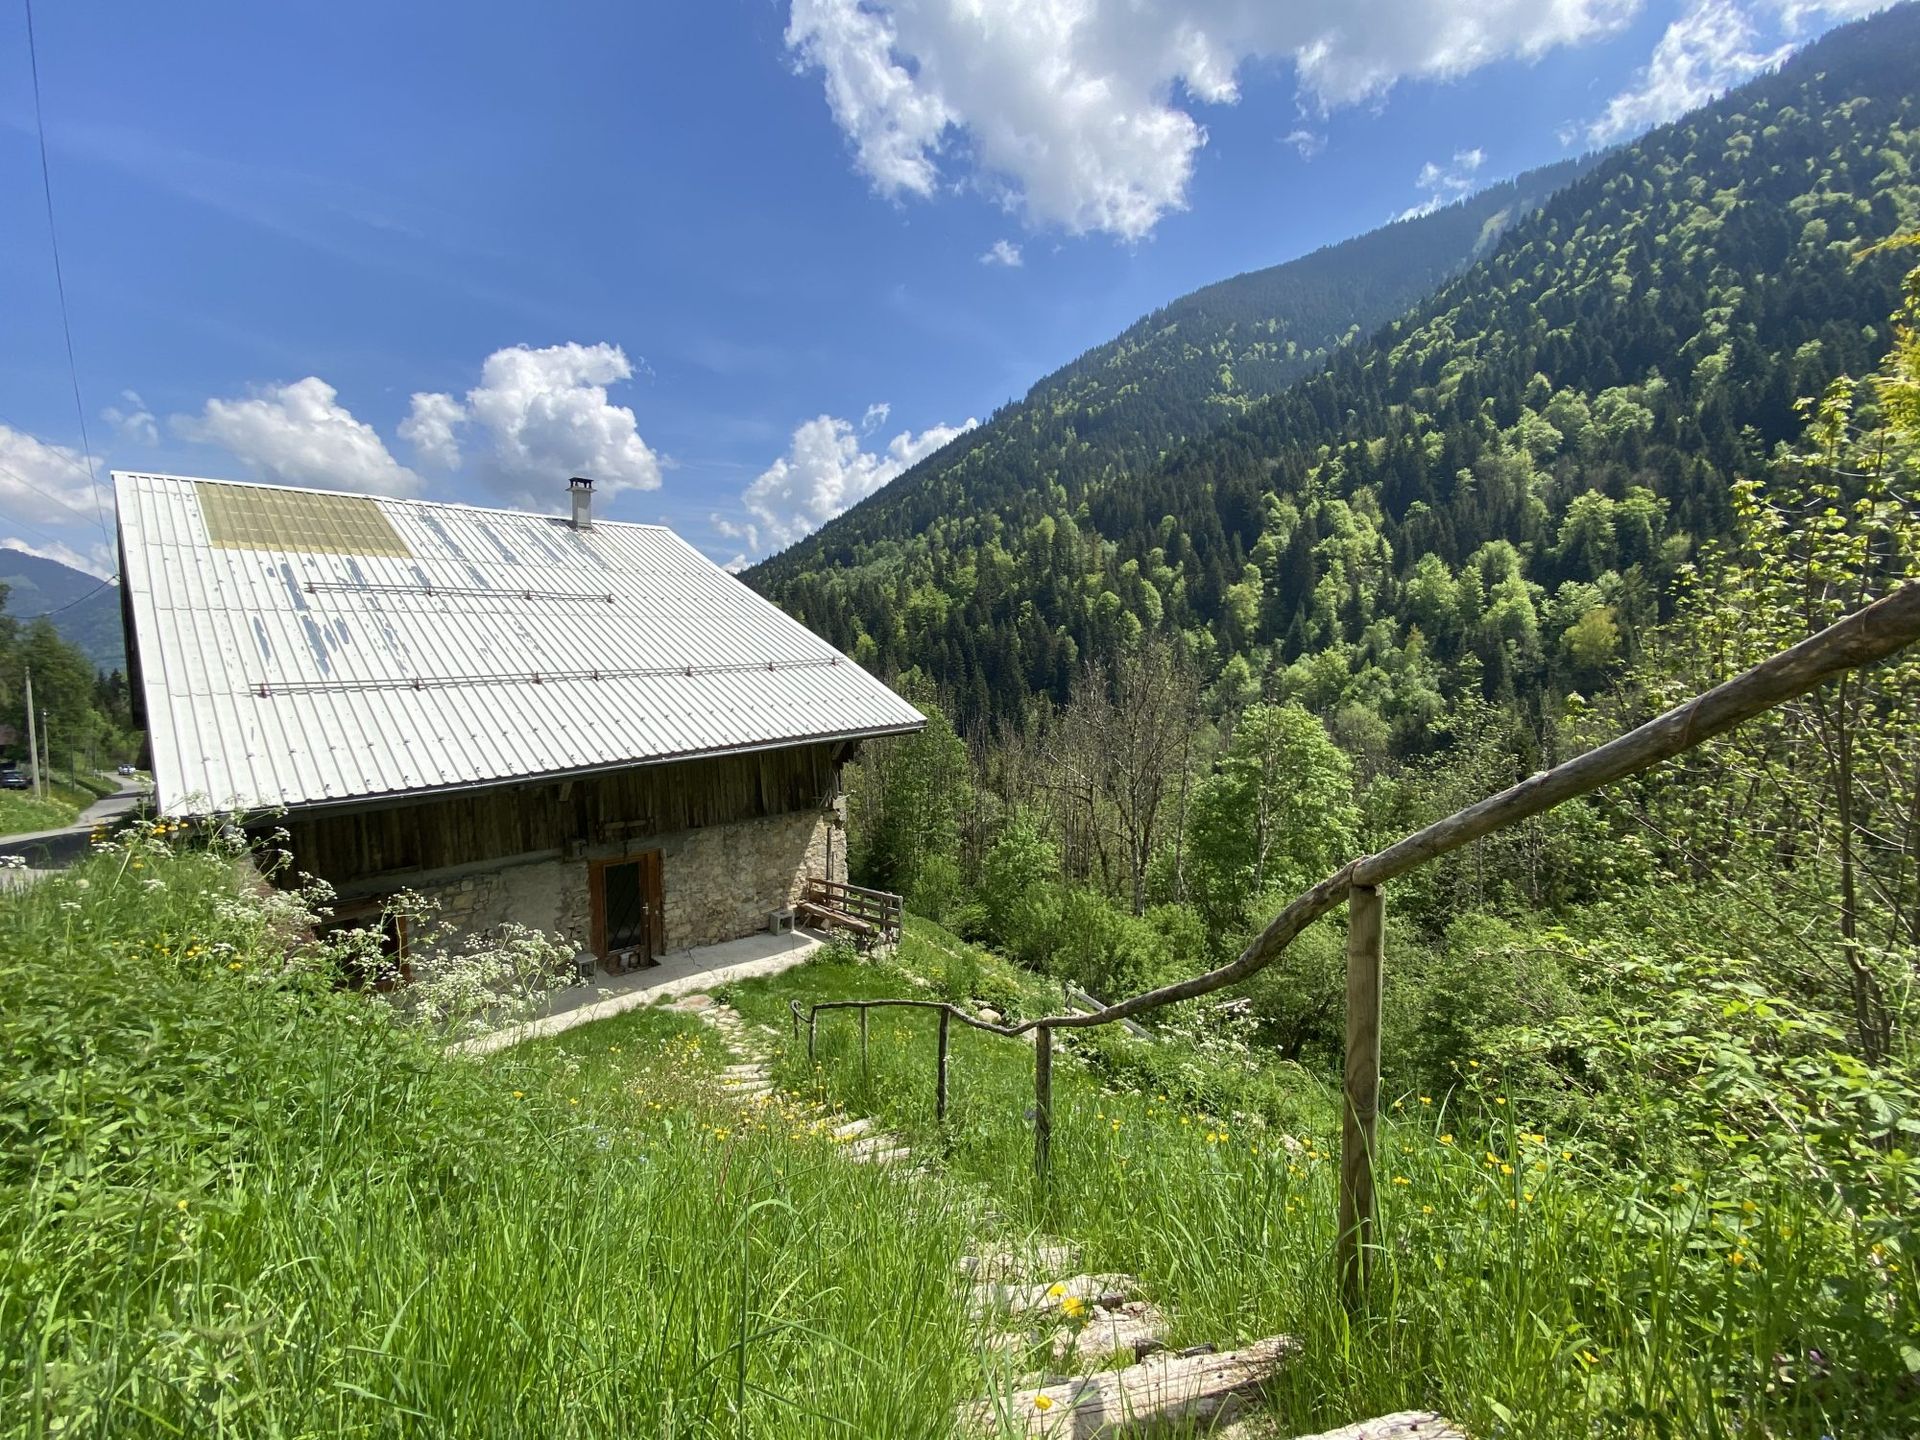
723;922;1920;1439
3;841;1914;1437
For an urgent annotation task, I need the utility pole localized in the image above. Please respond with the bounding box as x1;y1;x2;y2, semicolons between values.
24;668;41;801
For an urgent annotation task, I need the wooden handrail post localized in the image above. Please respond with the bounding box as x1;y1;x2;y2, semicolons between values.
1338;884;1384;1309
936;1008;951;1125
859;1006;870;1086
1034;1024;1053;1192
807;1007;818;1064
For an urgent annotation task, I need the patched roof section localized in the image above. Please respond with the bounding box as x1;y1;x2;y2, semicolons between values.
115;471;925;817
198;482;411;556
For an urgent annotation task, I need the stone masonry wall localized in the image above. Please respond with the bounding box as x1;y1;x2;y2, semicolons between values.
383;799;846;959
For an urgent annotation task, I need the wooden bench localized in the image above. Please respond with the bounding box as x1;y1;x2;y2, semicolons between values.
797;877;903;948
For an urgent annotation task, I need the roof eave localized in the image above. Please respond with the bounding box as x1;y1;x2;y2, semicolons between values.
180;720;927;824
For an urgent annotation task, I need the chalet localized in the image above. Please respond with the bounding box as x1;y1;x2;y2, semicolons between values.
112;471;923;967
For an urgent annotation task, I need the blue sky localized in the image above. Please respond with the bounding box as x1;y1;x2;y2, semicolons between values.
0;0;1883;578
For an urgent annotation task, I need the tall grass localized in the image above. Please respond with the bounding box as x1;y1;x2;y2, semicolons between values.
726;924;1920;1438
0;842;982;1438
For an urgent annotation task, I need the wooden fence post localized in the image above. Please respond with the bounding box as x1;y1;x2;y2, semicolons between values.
1034;1024;1053;1190
807;1008;818;1064
1338;884;1384;1309
936;1008;951;1125
859;1006;869;1085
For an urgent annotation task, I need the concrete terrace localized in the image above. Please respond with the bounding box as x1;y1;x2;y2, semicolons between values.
455;927;828;1054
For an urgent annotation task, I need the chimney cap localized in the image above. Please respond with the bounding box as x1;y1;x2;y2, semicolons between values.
568;476;595;491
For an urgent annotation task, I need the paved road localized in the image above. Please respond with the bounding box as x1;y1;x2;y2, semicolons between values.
0;780;153;868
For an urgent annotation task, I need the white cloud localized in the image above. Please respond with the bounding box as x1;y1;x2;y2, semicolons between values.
861;401;892;431
172;376;423;496
102;389;158;447
1398;146;1487;220
446;342;663;505
1283;128;1327;160
1;535;113;580
980;238;1024;267
398;390;466;470
787;0;1636;239
0;422;110;527
715;408;978;556
1587;0;1791;144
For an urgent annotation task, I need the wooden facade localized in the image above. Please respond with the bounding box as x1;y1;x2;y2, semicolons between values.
273;741;845;890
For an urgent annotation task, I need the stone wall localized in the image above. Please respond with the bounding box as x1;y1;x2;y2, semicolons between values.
363;798;847;959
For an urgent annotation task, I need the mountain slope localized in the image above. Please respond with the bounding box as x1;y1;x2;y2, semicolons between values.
750;157;1592;583
0;550;126;674
753;4;1920;734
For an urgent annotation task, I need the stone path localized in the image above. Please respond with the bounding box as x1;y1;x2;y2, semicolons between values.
662;990;1461;1440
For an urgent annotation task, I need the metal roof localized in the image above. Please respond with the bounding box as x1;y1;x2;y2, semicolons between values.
114;471;924;817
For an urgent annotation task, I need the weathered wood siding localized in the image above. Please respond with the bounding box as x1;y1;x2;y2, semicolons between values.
276;743;842;884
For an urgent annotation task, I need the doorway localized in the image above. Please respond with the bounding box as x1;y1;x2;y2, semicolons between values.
590;851;664;969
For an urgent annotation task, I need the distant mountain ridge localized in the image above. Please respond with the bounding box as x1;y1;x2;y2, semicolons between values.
0;549;126;674
749;155;1595;584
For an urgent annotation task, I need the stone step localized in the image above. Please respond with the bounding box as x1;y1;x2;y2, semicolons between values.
844;1133;899;1158
964;1335;1299;1438
726;1084;774;1099
832;1116;875;1140
721;1065;768;1078
848;1145;912;1166
1051;1300;1169;1371
958;1243;1081;1283
1288;1415;1468;1440
972;1273;1137;1320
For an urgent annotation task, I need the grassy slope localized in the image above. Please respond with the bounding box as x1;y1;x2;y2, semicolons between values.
720;918;1920;1438
0;844;981;1439
0;790;79;836
7;847;1913;1437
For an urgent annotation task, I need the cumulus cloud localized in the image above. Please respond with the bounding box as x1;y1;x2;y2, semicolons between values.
861;401;892;431
172;377;423;496
102;389;158;447
786;0;1635;238
1585;0;1882;146
398;390;466;469
1283;128;1327;160
715;408;978;556
0;422;111;527
1398;146;1488;220
1587;0;1791;143
402;343;663;506
980;238;1024;267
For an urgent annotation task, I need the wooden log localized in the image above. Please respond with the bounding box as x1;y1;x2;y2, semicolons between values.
1338;885;1383;1309
999;582;1920;1037
936;1007;951;1125
963;1334;1300;1438
1034;1024;1053;1192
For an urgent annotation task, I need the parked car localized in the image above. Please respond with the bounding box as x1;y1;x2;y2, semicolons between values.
117;764;136;776
1;771;31;790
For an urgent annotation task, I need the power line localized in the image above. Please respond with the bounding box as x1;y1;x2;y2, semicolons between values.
23;0;110;550
0;459;109;530
21;573;119;618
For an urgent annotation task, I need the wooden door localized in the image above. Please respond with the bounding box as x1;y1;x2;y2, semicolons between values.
590;850;665;963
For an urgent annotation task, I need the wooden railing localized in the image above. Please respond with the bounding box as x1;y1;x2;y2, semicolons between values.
798;584;1920;1307
798;877;904;945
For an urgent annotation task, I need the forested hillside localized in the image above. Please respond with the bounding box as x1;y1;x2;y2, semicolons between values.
755;5;1920;735
747;158;1591;607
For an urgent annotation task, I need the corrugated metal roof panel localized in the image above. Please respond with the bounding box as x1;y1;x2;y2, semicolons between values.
115;471;925;817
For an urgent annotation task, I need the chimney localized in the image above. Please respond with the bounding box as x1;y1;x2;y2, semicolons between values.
568;476;594;531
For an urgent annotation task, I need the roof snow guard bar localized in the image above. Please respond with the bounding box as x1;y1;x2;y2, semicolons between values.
250;654;845;698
